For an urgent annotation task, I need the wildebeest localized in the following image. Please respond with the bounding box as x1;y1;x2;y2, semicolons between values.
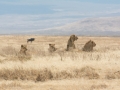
48;44;57;53
66;34;78;51
27;38;35;43
82;40;96;51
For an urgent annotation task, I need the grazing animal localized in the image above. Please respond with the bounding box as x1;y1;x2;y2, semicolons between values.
82;40;96;51
48;44;57;53
66;34;78;51
27;38;35;43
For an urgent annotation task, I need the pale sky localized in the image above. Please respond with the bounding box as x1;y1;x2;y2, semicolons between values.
0;0;120;34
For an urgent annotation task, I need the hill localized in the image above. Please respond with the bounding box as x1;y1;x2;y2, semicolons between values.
22;17;120;36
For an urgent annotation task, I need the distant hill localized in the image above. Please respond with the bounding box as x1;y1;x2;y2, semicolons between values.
22;17;120;36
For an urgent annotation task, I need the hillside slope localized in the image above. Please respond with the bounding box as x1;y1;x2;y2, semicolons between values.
23;17;120;36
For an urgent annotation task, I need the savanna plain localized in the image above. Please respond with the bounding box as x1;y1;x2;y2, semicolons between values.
0;35;120;90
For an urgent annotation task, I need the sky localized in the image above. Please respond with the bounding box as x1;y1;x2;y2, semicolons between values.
0;0;120;34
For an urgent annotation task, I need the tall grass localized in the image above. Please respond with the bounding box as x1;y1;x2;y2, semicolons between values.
0;45;120;81
0;36;120;82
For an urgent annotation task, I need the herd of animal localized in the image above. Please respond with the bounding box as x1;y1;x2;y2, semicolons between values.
19;35;96;56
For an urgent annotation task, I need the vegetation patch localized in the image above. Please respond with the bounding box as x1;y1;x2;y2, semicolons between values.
0;66;100;82
74;66;99;79
105;71;120;79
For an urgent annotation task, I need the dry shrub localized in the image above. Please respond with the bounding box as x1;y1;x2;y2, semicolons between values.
53;66;99;80
90;84;107;90
105;73;116;79
0;68;39;81
74;66;99;79
0;68;53;82
36;69;53;82
114;71;120;79
105;71;120;79
53;70;73;80
0;66;100;82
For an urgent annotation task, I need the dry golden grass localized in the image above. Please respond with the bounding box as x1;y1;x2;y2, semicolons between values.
0;35;120;90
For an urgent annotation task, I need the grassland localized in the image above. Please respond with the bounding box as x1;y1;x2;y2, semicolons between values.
0;35;120;90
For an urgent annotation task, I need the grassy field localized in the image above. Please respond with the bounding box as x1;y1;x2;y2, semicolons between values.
0;35;120;90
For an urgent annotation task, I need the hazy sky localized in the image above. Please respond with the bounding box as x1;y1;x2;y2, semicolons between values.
0;0;120;34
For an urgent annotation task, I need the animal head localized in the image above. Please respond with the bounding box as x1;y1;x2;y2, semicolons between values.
48;44;57;52
91;40;96;47
70;34;78;42
75;36;78;40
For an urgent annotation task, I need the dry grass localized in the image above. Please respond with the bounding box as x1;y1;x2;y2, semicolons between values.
0;35;120;90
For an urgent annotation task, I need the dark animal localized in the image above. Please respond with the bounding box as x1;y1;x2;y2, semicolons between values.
48;44;57;53
82;40;96;51
66;34;78;51
27;38;35;43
